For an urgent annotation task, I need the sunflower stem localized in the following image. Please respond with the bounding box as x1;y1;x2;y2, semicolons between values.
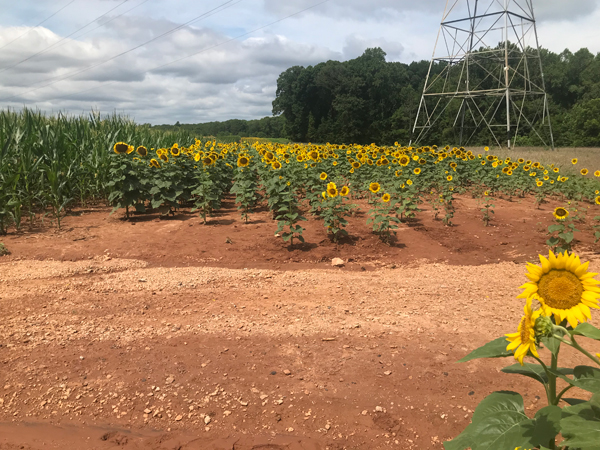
569;333;600;366
549;349;559;406
553;332;600;366
555;384;575;403
532;356;552;404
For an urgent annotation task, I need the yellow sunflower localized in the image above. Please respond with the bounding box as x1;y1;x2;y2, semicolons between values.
320;172;327;180
536;180;543;187
518;251;600;328
553;207;569;221
572;158;578;165
126;145;135;154
136;146;148;157
327;186;338;197
150;158;161;168
369;182;381;194
113;142;129;154
382;193;391;203
413;168;421;175
406;179;413;185
340;186;350;197
581;168;589;176
237;156;250;167
398;155;410;166
505;298;542;365
271;161;282;170
596;196;600;205
446;175;453;181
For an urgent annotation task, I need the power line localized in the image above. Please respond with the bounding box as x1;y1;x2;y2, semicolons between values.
0;0;78;51
0;0;131;73
0;0;242;102
49;0;333;104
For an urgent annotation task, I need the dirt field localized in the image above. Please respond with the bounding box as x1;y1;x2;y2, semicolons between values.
1;194;599;449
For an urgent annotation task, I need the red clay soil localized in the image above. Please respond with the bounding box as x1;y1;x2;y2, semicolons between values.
0;195;599;449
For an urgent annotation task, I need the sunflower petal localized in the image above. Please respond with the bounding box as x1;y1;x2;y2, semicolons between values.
539;255;551;273
575;261;590;277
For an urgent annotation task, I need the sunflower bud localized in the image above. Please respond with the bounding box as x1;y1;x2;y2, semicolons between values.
534;315;554;339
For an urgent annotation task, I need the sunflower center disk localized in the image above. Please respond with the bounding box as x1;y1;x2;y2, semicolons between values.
538;270;583;310
518;316;531;344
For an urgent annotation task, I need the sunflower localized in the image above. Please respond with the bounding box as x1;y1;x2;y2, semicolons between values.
413;168;421;175
327;186;338;197
351;161;361;169
572;158;578;165
202;156;213;166
398;155;410;166
595;171;600;177
369;182;381;194
126;145;135;154
596;196;600;205
271;161;282;170
113;142;129;154
340;186;350;196
518;251;600;328
382;193;391;202
321;191;327;199
136;146;148;157
536;180;543;187
237;156;250;167
553;207;569;220
581;168;589;176
446;175;453;181
505;298;542;365
484;146;489;151
150;158;161;168
171;146;181;157
320;172;327;181
159;154;169;163
406;179;413;185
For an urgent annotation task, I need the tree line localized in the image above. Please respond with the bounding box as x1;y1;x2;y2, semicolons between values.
153;46;600;147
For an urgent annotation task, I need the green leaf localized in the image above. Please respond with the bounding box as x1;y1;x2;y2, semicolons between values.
562;398;587;406
560;394;600;449
574;366;600;393
501;363;572;384
558;232;574;243
548;224;563;232
540;336;561;357
458;337;513;363
444;391;559;450
572;322;600;340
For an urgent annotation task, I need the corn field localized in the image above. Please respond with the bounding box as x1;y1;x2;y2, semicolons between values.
0;108;197;233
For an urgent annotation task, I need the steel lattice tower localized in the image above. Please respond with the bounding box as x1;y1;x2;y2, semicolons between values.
411;0;554;149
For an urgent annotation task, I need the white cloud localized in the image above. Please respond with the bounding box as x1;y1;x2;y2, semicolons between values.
0;0;596;124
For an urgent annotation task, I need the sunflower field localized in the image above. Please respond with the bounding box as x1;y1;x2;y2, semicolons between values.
3;108;600;242
102;138;600;245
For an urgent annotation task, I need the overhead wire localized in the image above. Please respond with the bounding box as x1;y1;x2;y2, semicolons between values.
0;0;131;73
0;0;242;101
4;0;332;105
0;0;78;51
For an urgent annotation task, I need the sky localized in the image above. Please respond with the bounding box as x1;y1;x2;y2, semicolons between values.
0;0;598;125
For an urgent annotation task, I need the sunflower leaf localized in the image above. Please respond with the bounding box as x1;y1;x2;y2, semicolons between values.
572;323;600;341
560;394;600;449
501;363;572;385
457;337;513;363
444;391;560;450
549;366;600;394
540;336;561;357
562;398;588;406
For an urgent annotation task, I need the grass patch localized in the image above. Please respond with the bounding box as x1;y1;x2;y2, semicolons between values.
466;147;600;176
0;242;9;256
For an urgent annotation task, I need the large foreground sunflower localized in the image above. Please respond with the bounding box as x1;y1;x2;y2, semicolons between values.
518;251;600;328
505;298;541;365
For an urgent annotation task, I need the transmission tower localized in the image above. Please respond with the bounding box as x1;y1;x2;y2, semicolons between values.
411;0;554;149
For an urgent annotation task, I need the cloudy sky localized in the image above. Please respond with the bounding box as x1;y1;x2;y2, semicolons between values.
0;0;598;125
